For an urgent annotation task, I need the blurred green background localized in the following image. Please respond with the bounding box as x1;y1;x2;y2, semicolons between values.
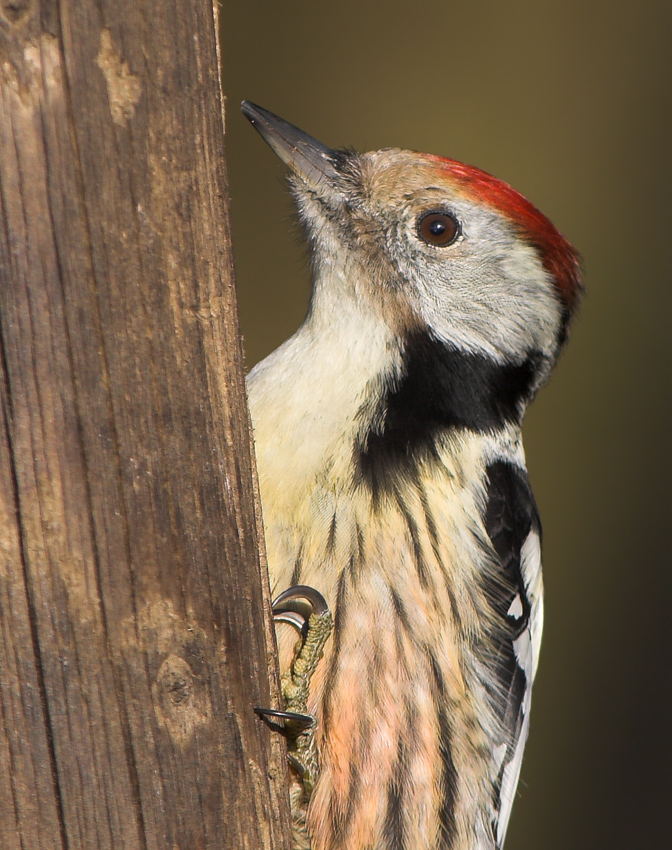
220;2;671;847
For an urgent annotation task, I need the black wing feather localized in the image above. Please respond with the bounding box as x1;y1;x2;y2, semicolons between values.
482;461;542;839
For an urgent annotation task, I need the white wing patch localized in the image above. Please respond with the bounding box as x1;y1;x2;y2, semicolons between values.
495;528;543;847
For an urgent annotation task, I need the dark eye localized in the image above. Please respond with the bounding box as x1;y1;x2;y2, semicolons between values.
417;211;460;247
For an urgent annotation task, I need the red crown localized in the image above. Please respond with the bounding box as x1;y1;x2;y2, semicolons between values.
426;154;582;314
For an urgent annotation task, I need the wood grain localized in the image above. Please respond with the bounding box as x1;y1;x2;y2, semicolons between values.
0;2;290;848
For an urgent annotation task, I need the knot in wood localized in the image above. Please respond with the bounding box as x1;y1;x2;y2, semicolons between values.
0;0;32;26
162;666;191;707
153;653;211;743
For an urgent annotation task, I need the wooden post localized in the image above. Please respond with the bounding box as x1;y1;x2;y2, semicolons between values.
0;2;291;849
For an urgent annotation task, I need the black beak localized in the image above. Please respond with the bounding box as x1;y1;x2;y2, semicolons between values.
241;101;340;187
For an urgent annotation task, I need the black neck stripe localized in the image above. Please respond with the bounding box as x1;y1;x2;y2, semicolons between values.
355;332;542;494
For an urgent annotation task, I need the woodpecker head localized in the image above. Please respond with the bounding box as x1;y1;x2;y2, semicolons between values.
242;102;581;436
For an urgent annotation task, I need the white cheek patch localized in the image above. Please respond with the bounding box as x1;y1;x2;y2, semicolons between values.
396;203;563;362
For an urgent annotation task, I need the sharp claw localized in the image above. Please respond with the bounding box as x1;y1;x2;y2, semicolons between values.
287;754;307;777
254;706;315;728
273;610;307;632
272;584;329;617
263;583;333;804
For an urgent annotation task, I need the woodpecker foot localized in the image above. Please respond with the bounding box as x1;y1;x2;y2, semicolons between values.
255;585;332;848
272;585;333;797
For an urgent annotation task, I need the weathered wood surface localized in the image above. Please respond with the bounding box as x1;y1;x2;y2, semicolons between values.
0;2;290;848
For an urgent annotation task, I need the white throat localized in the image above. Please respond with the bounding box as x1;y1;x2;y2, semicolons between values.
247;270;399;503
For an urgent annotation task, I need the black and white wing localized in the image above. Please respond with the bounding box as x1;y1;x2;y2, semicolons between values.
482;460;544;847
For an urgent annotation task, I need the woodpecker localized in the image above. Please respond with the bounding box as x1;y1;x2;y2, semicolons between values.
243;102;581;850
